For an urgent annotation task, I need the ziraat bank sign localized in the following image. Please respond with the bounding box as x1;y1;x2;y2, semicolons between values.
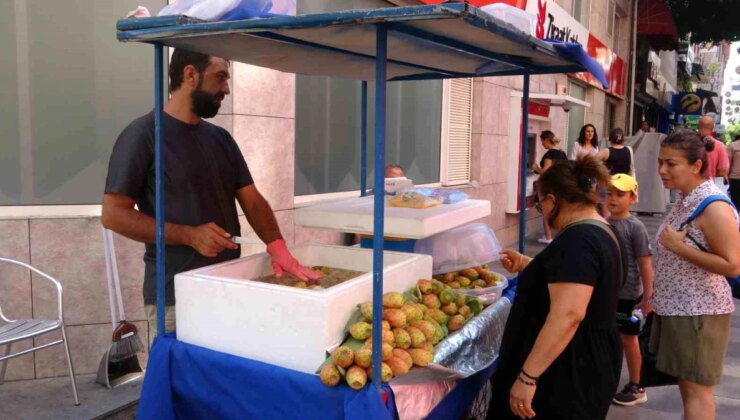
528;0;588;46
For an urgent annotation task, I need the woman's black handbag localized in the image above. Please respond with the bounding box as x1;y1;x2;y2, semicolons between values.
639;313;678;387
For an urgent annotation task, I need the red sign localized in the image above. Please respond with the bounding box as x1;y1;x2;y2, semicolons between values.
528;101;550;118
571;34;627;97
419;0;627;97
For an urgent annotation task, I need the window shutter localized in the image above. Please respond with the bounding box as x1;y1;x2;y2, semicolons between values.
440;78;473;186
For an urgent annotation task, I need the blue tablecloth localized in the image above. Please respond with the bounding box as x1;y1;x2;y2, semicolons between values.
138;277;518;419
138;334;393;420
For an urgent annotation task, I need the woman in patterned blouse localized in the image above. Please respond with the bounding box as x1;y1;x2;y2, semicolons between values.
654;130;740;420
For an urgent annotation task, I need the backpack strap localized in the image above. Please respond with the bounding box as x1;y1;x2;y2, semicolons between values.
679;195;736;230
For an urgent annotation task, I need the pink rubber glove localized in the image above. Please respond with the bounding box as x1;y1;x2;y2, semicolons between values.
266;239;321;283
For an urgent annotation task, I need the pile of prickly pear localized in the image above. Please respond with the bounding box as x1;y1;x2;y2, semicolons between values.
432;265;503;290
319;285;482;389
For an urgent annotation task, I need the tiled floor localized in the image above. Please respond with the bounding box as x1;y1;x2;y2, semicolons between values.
606;305;740;420
0;373;141;419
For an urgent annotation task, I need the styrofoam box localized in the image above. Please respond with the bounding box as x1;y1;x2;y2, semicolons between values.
294;196;491;239
175;244;432;374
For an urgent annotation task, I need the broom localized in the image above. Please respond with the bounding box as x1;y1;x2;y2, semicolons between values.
104;229;144;363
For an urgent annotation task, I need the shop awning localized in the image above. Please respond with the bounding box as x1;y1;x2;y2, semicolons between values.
117;3;608;86
637;0;679;50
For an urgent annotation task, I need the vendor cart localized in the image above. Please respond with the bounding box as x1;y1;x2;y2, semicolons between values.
116;2;607;418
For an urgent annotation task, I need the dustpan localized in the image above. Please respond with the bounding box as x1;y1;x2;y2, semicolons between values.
96;349;144;389
96;229;145;389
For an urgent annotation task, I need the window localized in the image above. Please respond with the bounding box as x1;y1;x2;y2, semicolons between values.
440;79;473;186
566;82;587;156
607;1;616;36
572;0;590;29
0;0;166;206
295;77;443;196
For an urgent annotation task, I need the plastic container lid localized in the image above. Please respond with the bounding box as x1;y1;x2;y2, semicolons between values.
413;223;502;275
456;275;508;306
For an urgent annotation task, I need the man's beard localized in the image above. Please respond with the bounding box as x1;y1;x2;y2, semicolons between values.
191;86;223;119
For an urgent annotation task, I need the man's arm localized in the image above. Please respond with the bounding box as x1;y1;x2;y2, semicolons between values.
235;185;320;281
101;193;237;257
235;185;282;244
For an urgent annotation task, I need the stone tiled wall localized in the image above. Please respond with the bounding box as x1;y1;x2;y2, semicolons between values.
0;219;149;381
1;1;632;379
0;60;342;382
467;73;572;247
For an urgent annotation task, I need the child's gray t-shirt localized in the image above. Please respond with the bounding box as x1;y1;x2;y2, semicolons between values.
610;215;652;300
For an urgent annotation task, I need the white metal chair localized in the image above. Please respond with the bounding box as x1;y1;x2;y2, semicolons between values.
0;257;80;405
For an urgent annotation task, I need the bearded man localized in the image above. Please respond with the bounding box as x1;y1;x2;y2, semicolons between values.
102;49;318;336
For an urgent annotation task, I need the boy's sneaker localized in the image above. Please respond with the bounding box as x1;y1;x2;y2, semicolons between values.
613;383;647;406
537;236;552;245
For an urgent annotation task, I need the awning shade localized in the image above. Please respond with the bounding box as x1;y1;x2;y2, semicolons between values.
637;0;679;50
117;3;608;87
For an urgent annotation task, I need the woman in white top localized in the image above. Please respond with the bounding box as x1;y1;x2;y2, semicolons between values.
571;124;599;160
654;131;740;420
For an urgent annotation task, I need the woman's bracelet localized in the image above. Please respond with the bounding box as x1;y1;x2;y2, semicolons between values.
520;368;539;382
517;374;536;387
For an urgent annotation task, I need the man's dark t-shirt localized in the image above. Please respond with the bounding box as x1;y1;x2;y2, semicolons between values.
105;111;253;305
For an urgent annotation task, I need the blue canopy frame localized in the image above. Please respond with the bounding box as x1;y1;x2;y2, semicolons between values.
117;2;607;389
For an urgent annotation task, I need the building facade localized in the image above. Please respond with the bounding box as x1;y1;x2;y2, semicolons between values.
0;0;634;380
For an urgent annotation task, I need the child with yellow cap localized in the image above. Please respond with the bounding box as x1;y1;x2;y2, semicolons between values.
607;173;654;407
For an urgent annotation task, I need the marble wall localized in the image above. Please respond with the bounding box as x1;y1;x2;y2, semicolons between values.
0;10;628;378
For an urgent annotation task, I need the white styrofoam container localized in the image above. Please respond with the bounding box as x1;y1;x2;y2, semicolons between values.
175;244;432;374
294;196;491;239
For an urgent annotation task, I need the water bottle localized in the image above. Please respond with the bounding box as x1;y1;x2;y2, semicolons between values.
631;309;645;332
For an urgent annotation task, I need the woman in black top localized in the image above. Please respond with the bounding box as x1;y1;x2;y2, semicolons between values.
487;157;623;420
533;131;567;244
598;128;633;175
533;131;567;175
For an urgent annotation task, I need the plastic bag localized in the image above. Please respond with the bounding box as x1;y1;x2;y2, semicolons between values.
159;0;293;21
414;223;502;275
126;6;151;18
158;0;249;21
413;187;469;204
222;0;296;20
388;191;443;209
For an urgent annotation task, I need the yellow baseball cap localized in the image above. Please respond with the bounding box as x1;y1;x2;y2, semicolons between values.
611;173;638;194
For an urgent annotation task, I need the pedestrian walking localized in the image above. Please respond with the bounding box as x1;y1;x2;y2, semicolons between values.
652;131;740;420
697;116;730;186
606;174;654;407
571;124;599;160
598;128;634;176
533;130;567;244
486;157;623;419
727;134;740;208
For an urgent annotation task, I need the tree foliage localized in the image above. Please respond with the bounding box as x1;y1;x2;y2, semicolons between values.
667;0;740;43
722;123;740;144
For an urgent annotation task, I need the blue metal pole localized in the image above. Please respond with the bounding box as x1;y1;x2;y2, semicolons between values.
154;44;166;336
518;72;530;254
361;81;368;197
370;24;387;389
